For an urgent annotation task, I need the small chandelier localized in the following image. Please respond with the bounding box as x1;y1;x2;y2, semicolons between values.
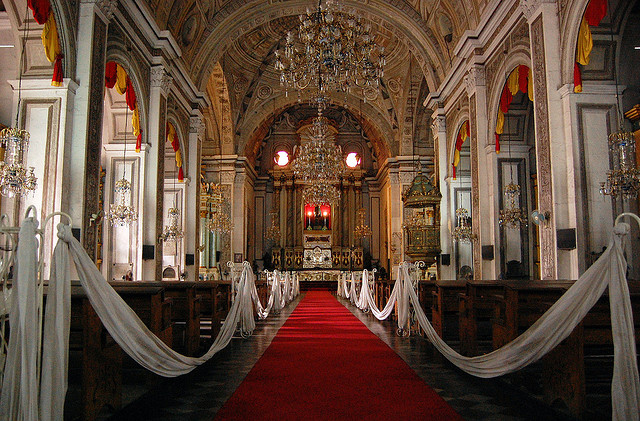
354;207;372;239
599;129;640;199
499;183;527;228
302;181;341;206
106;178;137;226
0;128;37;198
274;0;385;96
265;210;281;243
452;208;476;242
160;207;184;242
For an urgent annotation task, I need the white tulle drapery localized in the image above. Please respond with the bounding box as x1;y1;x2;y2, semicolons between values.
0;221;298;421
252;270;298;320
341;223;639;421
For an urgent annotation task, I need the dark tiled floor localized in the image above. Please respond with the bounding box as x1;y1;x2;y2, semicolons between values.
101;292;582;421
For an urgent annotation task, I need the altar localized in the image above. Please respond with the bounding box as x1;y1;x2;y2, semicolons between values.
296;270;342;282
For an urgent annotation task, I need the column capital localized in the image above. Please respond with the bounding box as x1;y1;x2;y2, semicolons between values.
389;172;400;185
189;115;206;138
220;171;235;184
81;0;118;22
151;66;172;96
430;112;446;135
464;65;486;96
519;0;556;22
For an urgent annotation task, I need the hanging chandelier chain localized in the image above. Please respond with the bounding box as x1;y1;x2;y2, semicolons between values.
0;3;38;198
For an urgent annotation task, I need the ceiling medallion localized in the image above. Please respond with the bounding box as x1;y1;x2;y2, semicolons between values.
274;0;385;97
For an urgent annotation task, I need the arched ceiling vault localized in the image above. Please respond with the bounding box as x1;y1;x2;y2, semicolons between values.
191;0;448;92
140;0;487;162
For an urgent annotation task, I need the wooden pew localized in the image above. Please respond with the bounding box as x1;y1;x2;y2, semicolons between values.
374;277;394;317
492;280;573;349
458;279;504;356
490;280;581;416
109;281;173;346
432;280;466;342
416;279;436;318
162;281;201;356
66;283;123;421
195;280;232;342
194;280;216;343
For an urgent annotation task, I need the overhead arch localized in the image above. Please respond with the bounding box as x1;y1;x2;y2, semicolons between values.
242;96;393;167
190;0;448;93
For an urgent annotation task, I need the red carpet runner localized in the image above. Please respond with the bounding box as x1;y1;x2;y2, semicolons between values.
214;291;462;420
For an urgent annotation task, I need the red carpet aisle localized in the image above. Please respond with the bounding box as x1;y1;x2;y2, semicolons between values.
215;291;462;421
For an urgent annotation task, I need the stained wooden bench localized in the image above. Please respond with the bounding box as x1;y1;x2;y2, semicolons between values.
432;280;466;342
109;281;173;346
457;279;505;356
162;281;201;356
66;283;123;421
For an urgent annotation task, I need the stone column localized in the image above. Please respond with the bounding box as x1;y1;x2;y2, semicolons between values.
464;64;498;280
522;0;577;279
388;170;404;277
186;113;204;282
142;65;171;281
69;0;116;261
430;108;454;280
232;171;246;261
285;181;294;248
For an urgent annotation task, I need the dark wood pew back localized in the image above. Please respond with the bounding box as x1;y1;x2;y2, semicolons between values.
161;281;201;356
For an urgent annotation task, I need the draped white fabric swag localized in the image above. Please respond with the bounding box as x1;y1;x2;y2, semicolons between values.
340;223;639;421
0;222;298;421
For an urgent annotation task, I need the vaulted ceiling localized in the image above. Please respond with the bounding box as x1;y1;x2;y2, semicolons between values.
140;0;491;159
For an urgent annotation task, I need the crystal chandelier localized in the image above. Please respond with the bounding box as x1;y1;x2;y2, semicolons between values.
452;208;476;242
106;88;137;226
302;181;341;206
293;103;345;206
0;128;37;198
274;0;385;96
292;114;345;183
160;206;184;242
499;183;527;228
160;160;185;242
353;207;372;239
106;178;137;226
0;10;38;199
599;128;640;199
